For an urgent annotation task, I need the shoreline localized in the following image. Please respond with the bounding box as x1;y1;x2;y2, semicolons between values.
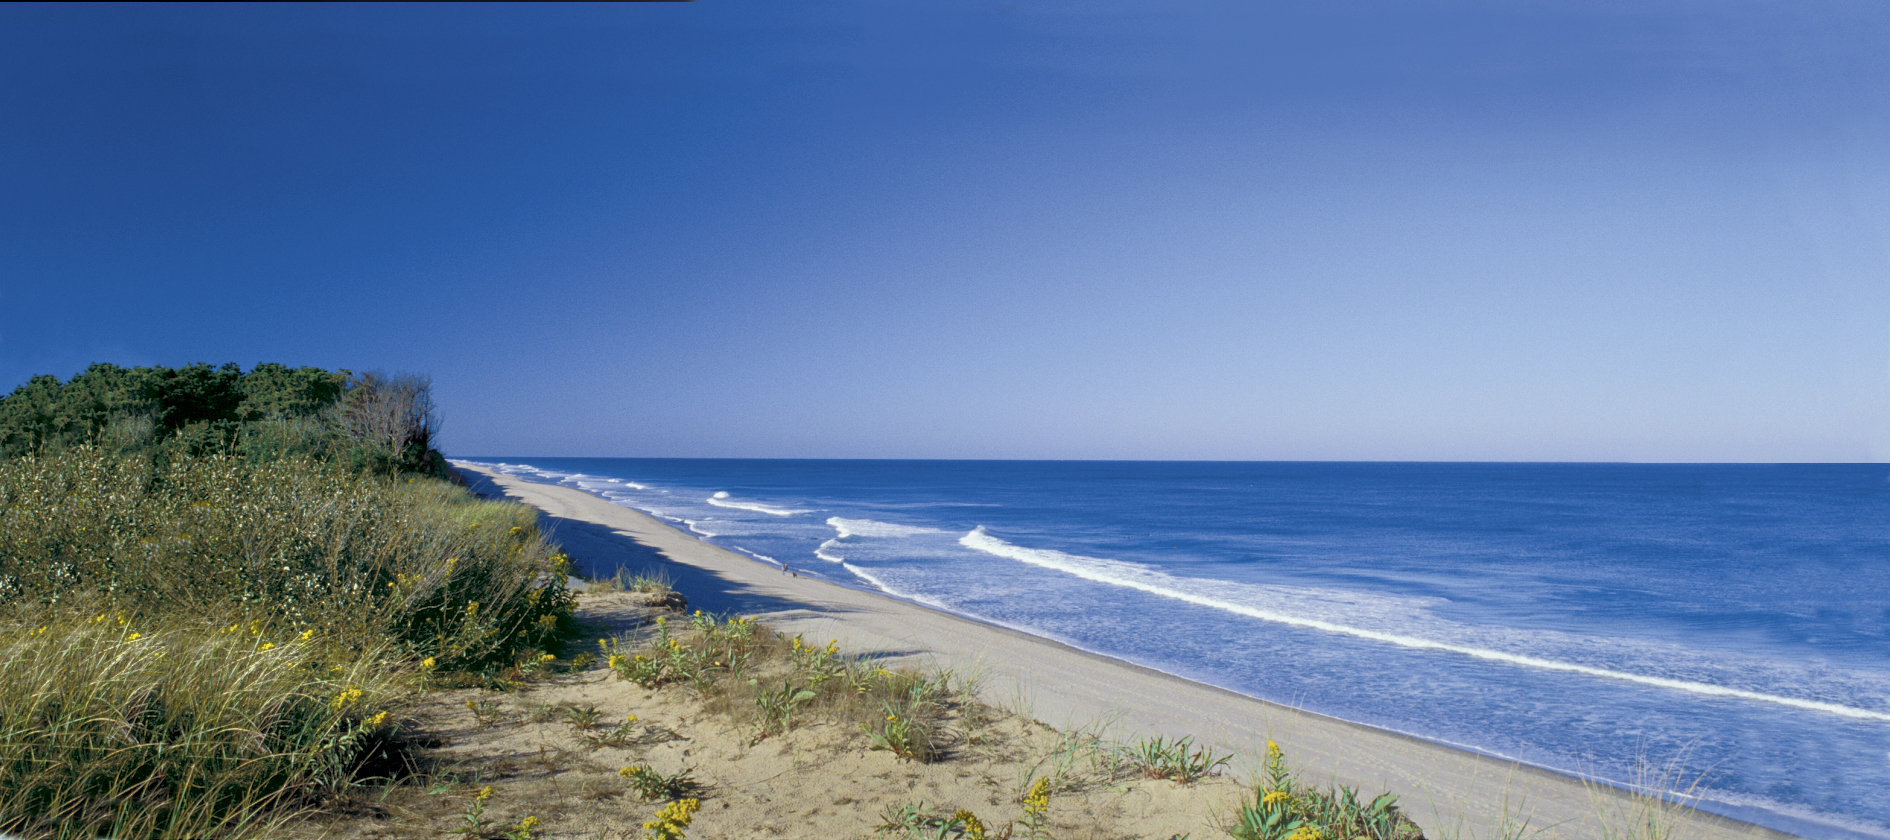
453;461;1801;840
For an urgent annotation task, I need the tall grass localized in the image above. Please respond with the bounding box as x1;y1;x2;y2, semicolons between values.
0;447;575;837
0;617;408;838
0;447;572;670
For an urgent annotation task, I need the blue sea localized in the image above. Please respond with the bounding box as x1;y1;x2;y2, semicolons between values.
463;458;1890;839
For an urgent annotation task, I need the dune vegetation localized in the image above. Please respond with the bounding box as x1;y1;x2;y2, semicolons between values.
0;364;573;838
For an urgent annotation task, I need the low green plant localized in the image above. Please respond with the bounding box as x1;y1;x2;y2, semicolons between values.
875;802;988;839
604;612;970;765
619;764;701;801
1116;734;1231;783
1231;741;1419;840
1014;714;1115;796
517;650;559;677
754;680;817;741
562;703;604;729
453;785;497;837
466;696;508;726
581;714;678;750
864;701;934;761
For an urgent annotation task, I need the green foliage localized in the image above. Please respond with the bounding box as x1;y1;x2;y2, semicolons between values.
875;802;987;839
0;616;408;839
0;362;449;477
602;615;966;764
618;765;701;801
1114;734;1231;783
1231;741;1420;840
0;447;574;672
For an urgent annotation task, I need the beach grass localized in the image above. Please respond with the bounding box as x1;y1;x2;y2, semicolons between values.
0;447;574;838
599;610;973;762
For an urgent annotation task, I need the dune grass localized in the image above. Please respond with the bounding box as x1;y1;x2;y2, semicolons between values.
0;447;574;838
600;610;974;763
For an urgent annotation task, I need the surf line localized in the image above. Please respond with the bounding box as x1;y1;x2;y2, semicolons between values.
960;528;1890;723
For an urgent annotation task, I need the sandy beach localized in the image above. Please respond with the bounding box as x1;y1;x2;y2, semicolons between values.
453;462;1798;840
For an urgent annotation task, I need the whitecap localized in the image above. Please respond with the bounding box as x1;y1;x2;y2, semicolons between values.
827;516;945;539
705;491;811;517
959;527;1890;722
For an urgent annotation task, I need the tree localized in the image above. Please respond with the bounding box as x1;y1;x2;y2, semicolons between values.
338;371;440;475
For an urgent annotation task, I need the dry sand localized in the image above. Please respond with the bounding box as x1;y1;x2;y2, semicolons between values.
312;588;1254;839
451;462;1797;840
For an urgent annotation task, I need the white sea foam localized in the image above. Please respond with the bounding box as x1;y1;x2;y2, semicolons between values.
705;491;810;517
682;520;718;538
839;561;958;612
827;517;944;539
732;547;781;567
959;527;1890;722
817;517;945;564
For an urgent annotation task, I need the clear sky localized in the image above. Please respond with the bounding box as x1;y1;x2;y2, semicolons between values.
3;2;1888;462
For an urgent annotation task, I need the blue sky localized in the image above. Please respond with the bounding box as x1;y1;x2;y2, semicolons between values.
3;2;1887;461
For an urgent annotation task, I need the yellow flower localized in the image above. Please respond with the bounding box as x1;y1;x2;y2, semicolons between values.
641;798;701;838
258;642;275;652
515;815;540;833
421;657;436;669
300;629;316;641
625;714;638;723
126;632;141;641
475;785;493;803
332;686;364;710
365;711;389;727
1023;776;1051;816
953;810;988;840
1263;790;1291;806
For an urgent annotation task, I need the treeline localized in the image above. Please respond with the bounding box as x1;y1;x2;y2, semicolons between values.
0;362;447;475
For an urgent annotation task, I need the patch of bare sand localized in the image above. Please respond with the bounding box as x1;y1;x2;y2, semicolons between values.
295;590;1249;840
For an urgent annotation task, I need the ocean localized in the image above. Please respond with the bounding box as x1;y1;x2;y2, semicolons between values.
462;458;1890;839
